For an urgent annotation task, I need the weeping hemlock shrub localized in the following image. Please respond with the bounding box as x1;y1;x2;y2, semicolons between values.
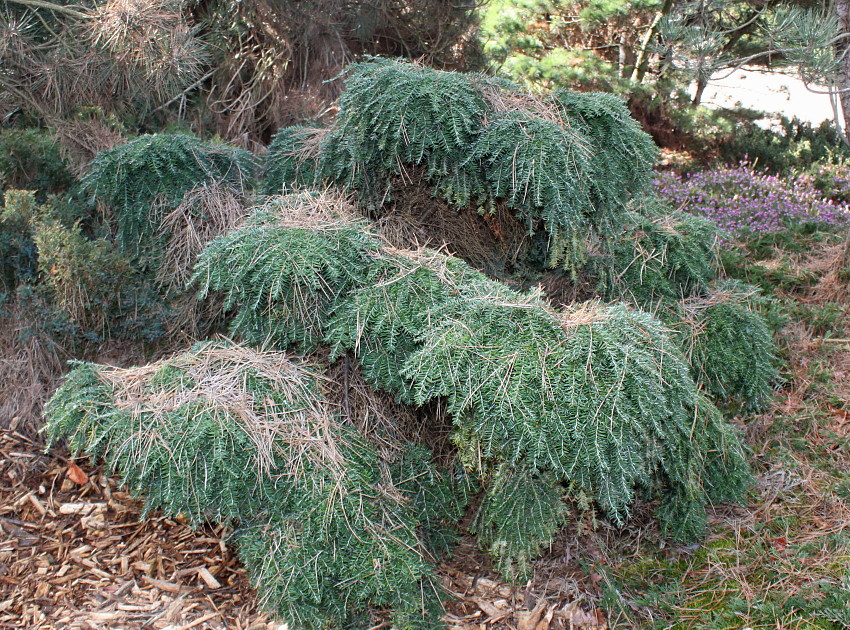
674;284;778;408
48;197;752;618
191;198;749;560
193;193;381;351
596;207;776;409
599;209;720;308
264;58;659;271
82;133;256;269
44;61;775;628
44;341;454;629
261;126;325;195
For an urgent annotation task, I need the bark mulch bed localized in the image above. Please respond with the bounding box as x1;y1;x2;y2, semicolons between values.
0;429;279;630
1;428;607;630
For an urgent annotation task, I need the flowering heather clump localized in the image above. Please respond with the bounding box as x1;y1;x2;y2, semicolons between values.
654;164;850;238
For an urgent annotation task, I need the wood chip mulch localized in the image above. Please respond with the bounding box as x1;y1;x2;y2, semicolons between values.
1;428;608;630
0;429;281;630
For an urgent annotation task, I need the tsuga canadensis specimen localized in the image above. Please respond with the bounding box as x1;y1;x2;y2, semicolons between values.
46;60;776;629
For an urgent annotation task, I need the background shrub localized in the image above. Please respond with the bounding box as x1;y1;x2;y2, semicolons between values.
0;128;74;197
82;133;257;270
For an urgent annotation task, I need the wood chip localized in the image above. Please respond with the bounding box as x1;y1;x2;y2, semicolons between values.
197;567;221;589
59;502;106;515
66;462;89;485
27;493;47;515
143;577;189;593
173;611;220;629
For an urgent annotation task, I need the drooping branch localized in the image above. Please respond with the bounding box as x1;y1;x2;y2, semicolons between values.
4;0;89;20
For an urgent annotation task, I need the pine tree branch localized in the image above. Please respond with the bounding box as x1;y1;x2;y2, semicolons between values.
4;0;89;19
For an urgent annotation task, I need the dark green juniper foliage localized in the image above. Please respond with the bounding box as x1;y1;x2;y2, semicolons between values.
262;59;659;273
44;340;451;630
692;393;751;505
82;133;256;269
194;193;752;580
254;60;756;411
42;342;320;524
261;126;324;195
325;248;488;403
390;445;473;555
0;128;74;198
600;208;720;308
0;190;40;290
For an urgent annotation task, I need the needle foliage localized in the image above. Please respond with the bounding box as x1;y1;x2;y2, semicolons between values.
41;60;777;628
44;340;459;630
263;58;659;271
189;194;751;580
82;133;256;270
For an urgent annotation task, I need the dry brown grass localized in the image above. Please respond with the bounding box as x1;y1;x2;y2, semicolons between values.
808;232;850;305
536;270;599;309
286;126;330;161
0;308;65;437
0;294;152;439
52;117;125;176
477;82;565;126
86;0;209;101
156;183;248;291
161;291;227;350
557;301;607;331
376;171;530;277
323;353;423;459
264;188;359;228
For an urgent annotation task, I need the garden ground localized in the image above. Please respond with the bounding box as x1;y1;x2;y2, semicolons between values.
2;230;848;630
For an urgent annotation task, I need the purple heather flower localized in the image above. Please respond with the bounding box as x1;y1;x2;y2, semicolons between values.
654;163;850;239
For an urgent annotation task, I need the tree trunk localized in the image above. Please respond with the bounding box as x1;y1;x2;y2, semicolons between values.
835;0;850;141
692;77;708;106
631;0;675;83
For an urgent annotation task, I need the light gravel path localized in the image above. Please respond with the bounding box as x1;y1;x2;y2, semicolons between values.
694;66;843;129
